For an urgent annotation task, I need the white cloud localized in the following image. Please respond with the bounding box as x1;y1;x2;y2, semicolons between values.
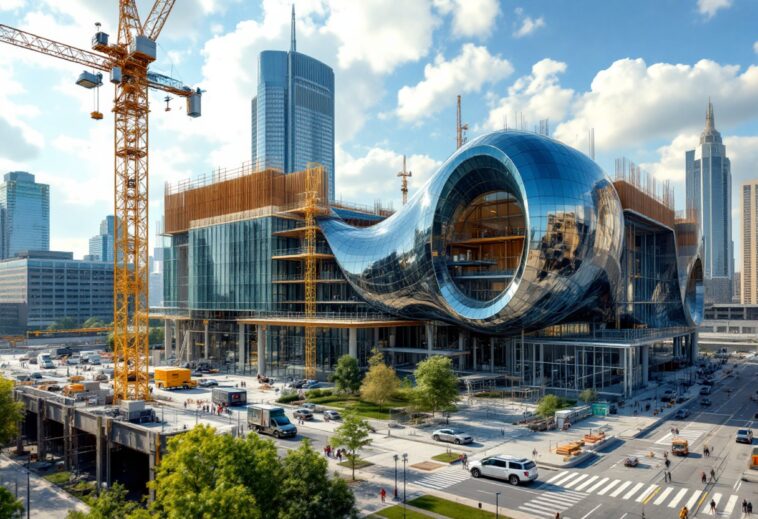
485;58;573;131
335;145;440;207
697;0;732;18
553;58;758;151
754;41;758;54
512;7;545;38
432;0;499;38
396;43;513;122
0;0;24;11
325;0;438;74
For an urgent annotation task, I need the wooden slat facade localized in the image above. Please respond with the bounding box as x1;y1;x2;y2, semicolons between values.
613;180;675;228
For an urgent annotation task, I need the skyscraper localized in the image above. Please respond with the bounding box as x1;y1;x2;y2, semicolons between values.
88;215;117;262
0;171;50;259
741;180;758;303
686;100;733;304
251;6;335;200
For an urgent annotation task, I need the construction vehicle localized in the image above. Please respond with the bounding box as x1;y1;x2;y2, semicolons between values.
248;404;297;438
671;436;689;456
154;367;197;390
0;1;201;403
63;383;86;397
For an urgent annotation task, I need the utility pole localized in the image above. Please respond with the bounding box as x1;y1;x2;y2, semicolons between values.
397;155;412;205
456;95;468;149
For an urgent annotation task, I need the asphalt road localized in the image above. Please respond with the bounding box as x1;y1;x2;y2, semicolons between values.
439;357;758;519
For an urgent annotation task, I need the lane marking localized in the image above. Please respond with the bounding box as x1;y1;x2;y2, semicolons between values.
623;482;644;500
597;479;620;496
580;504;602;519
518;504;556;517
553;472;579;486
668;488;689;508
654;486;673;505
686;489;704;511
610;480;631;497
575;475;599;491
637;484;658;503
564;474;589;489
586;477;608;494
724;494;738;515
547;471;569;484
530;499;565;511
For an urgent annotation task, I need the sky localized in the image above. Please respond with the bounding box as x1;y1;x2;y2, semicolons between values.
0;0;757;264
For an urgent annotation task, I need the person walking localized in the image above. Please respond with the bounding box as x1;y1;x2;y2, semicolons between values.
748;501;753;515
701;471;707;484
710;468;716;482
710;498;716;514
668;471;673;483
380;488;386;503
665;458;671;469
743;499;748;513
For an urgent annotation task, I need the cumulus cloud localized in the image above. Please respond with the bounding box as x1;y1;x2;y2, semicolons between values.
485;58;573;131
512;7;545;38
754;41;758;54
552;58;758;151
697;0;732;18
396;43;513;122
0;0;24;11
433;0;499;38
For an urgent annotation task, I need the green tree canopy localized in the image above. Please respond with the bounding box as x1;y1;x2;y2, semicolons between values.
535;394;571;418
411;355;459;417
66;483;138;519
148;327;165;346
578;388;598;404
47;316;78;330
0;485;23;519
360;350;400;410
0;377;23;444
330;411;372;481
81;317;106;329
331;355;361;394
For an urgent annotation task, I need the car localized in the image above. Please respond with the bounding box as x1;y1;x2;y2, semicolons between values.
67;355;81;365
624;456;639;467
287;379;307;389
699;386;711;395
700;398;712;406
29;372;44;380
293;408;314;420
469;456;538;486
676;396;687;403
323;410;341;421
675;409;690;419
18;354;30;362
736;429;754;444
198;379;218;388
301;402;323;412
432;428;473;445
302;380;320;389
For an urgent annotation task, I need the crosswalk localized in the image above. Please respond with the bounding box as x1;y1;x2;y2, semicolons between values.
654;427;707;446
543;470;743;516
518;488;585;518
414;467;470;490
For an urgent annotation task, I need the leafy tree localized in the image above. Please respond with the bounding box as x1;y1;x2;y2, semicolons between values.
66;483;139;519
278;440;356;519
47;316;78;330
578;388;598;404
331;355;361;394
105;332;114;352
0;377;23;444
360;350;399;410
82;317;106;329
330;411;372;481
148;327;164;346
0;486;23;518
536;394;570;418
411;355;459;417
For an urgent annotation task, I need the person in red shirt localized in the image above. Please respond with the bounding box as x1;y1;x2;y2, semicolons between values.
380;488;387;503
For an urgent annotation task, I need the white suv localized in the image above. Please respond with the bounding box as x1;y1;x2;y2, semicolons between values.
469;456;538;485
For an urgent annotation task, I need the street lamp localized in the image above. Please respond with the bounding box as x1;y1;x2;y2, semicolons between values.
393;454;399;500
495;492;501;519
402;453;408;519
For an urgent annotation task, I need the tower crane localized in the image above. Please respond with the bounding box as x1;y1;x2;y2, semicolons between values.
456;94;468;149
396;155;412;205
0;0;202;402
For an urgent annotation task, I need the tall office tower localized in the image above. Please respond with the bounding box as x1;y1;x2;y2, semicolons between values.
0;172;50;259
88;215;117;262
741;181;758;303
251;6;335;200
686;100;733;304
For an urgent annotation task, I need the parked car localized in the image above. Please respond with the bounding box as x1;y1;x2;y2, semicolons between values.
302;380;320;390
674;409;690;419
302;403;323;413
50;347;73;359
676;396;688;403
293;408;314;421
736;429;753;444
198;379;218;388
323;410;341;421
700;398;712;406
699;386;711;395
624;456;639;467
287;379;307;389
469;456;538;486
432;428;473;445
67;355;81;365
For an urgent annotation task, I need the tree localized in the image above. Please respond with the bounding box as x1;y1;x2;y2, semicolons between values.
47;316;78;330
0;486;23;518
330;411;372;481
578;388;598;404
536;394;563;418
360;350;399;410
82;317;106;329
0;377;23;445
332;355;361;394
411;355;459;417
278;440;356;519
148;327;164;346
66;483;139;519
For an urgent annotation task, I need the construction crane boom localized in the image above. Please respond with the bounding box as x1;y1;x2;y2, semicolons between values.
396;155;412;205
456;94;468;149
0;0;200;402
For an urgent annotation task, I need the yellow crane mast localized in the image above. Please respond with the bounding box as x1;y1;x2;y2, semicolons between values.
303;164;322;379
456;94;469;149
396;155;412;205
0;0;201;402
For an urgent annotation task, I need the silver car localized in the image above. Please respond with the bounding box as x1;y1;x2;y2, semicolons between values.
432;428;473;445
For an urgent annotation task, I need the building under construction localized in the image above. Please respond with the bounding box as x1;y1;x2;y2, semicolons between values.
156;130;703;399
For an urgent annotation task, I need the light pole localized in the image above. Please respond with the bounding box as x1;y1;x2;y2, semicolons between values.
393;454;399;500
402;452;408;518
495;492;501;519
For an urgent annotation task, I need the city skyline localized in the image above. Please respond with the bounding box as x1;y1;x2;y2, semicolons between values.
0;1;756;260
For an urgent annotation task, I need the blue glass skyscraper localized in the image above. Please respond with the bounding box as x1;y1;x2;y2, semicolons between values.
0;171;49;259
686;101;733;304
251;6;335;200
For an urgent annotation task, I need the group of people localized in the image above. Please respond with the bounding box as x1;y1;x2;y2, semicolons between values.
323;444;347;461
183;399;229;416
703;443;712;457
699;468;716;484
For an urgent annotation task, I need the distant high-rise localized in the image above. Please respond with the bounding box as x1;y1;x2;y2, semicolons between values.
741;181;758;303
88;215;117;262
251;5;335;200
686;100;733;304
0;172;49;259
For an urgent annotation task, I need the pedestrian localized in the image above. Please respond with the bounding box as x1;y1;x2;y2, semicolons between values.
701;471;707;484
710;498;716;514
532;448;538;458
380;488;386;503
749;502;753;515
744;499;748;513
337;450;343;462
183;401;187;409
710;468;716;482
679;505;689;519
668;471;673;482
555;513;560;519
665;458;671;469
463;453;468;469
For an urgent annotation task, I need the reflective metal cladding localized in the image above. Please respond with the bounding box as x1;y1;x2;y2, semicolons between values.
320;131;701;334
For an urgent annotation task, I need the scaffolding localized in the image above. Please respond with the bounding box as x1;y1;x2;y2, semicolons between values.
304;164;322;379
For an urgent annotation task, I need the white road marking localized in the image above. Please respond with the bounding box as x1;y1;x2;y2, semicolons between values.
517;504;554;517
575;475;599;491
724;494;738;515
654;486;673;505
597;479;620;496
668;488;689;508
547;471;569;484
635;484;658;503
586;477;608;494
685;489;702;510
623;482;644;500
580;504;602;519
553;472;579;486
610;480;631;497
564;474;589;489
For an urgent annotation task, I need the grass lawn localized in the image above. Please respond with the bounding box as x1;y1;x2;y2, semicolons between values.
431;452;462;463
309;391;411;420
409;495;504;519
372;505;431;519
337;458;374;469
43;471;71;485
